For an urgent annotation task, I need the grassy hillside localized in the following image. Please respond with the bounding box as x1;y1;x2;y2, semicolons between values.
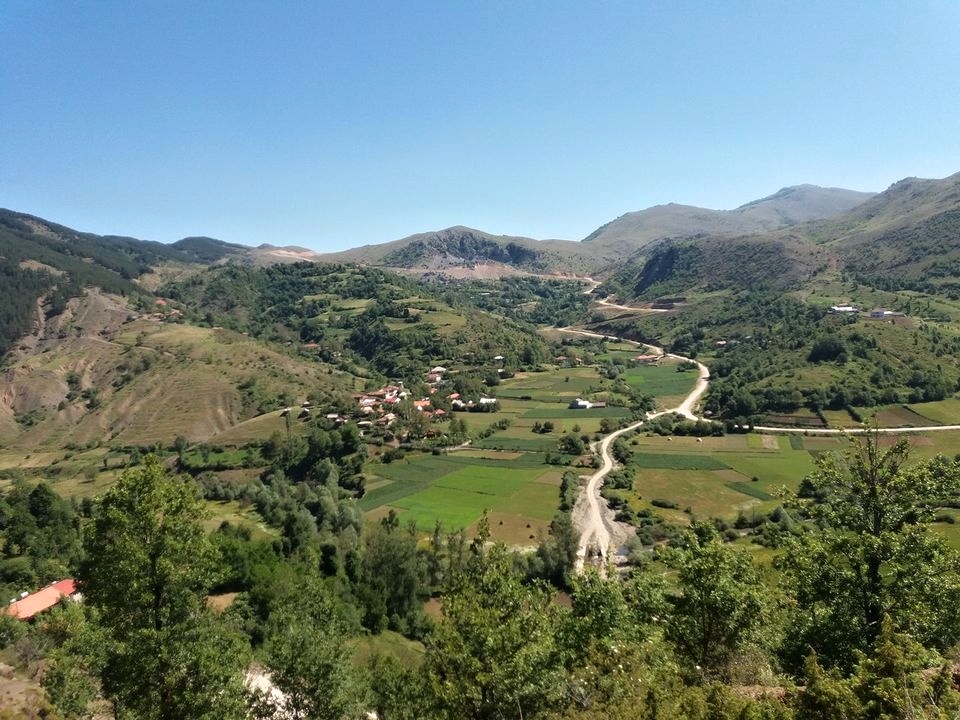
0;289;358;449
161;262;555;380
582;185;874;253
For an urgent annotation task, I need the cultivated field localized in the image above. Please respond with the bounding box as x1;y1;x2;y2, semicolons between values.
361;453;561;544
359;360;697;541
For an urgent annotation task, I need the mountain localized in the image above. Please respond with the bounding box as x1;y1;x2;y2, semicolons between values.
812;172;960;288
313;186;874;278
582;185;875;254
612;172;960;300
315;225;599;277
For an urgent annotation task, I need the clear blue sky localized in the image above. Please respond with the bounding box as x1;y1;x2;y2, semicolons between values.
2;1;959;251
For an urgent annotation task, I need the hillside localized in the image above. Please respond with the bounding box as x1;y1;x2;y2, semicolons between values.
159;261;555;378
315;225;601;276
0;288;358;449
601;173;960;301
812;172;960;289
582;185;874;254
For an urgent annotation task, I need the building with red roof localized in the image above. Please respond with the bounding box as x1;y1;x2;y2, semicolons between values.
5;579;78;620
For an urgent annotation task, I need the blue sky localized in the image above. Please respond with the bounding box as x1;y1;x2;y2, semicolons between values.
2;1;959;251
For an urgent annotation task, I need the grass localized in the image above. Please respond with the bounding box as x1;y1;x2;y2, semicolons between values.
351;630;426;668
866;405;942;428
907;398;960;425
474;435;560;452
622;364;697;400
626;468;765;520
632;453;729;470
361;451;561;536
203;500;275;540
521;406;631;419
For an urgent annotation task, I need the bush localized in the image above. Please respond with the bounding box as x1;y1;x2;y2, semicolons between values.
651;498;679;509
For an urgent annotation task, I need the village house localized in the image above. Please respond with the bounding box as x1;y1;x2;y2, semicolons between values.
569;398;592;409
632;353;661;365
6;579;80;620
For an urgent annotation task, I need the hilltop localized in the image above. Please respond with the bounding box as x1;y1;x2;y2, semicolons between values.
582;184;875;255
608;172;960;300
314;225;600;277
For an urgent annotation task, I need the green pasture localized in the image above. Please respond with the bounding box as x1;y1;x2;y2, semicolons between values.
907;398;960;425
361;452;561;535
632;453;728;470
521;406;631;419
473;434;560;452
203;500;275;540
495;368;599;402
622;468;766;521
621;364;697;401
624;433;822;522
351;630;425;668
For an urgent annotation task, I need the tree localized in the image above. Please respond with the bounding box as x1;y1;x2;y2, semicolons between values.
425;544;565;720
79;457;248;719
664;523;768;682
779;431;960;671
251;580;368;720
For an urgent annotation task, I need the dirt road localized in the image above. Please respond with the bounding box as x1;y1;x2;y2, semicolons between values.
557;328;709;573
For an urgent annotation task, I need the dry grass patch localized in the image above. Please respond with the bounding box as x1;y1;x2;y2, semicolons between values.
471;510;549;546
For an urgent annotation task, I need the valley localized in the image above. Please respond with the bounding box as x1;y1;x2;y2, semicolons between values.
5;171;960;718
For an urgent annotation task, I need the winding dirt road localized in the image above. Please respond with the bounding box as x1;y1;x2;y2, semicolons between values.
557;328;709;573
558;322;960;574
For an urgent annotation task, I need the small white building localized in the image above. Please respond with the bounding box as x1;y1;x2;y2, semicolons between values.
569;398;592;410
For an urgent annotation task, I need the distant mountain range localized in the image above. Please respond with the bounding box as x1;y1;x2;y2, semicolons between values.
616;172;960;299
581;185;876;254
4;172;960;299
312;184;877;276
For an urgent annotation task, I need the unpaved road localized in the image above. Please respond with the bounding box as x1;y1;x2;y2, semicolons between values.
557;328;709;573
559;324;960;574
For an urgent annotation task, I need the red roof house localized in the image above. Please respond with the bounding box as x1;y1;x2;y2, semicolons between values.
5;579;78;620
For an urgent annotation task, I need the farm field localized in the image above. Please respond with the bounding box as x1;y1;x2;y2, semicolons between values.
361;451;562;544
907;398;960;425
859;404;943;428
618;428;960;529
620;433;826;522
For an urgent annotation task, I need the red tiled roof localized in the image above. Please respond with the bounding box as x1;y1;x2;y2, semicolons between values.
5;579;77;620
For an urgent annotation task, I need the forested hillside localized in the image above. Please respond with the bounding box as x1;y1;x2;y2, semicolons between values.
0;210;241;357
160;262;555;379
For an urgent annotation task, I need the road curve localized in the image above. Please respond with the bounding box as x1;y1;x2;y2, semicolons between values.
555;325;960;573
557;328;709;573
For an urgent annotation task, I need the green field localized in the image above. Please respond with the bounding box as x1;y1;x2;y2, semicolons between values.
361;452;562;543
621;364;698;401
622;433;823;522
907;398;960;425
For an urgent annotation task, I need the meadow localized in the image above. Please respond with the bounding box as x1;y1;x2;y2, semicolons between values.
617;428;960;529
361;452;562;544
